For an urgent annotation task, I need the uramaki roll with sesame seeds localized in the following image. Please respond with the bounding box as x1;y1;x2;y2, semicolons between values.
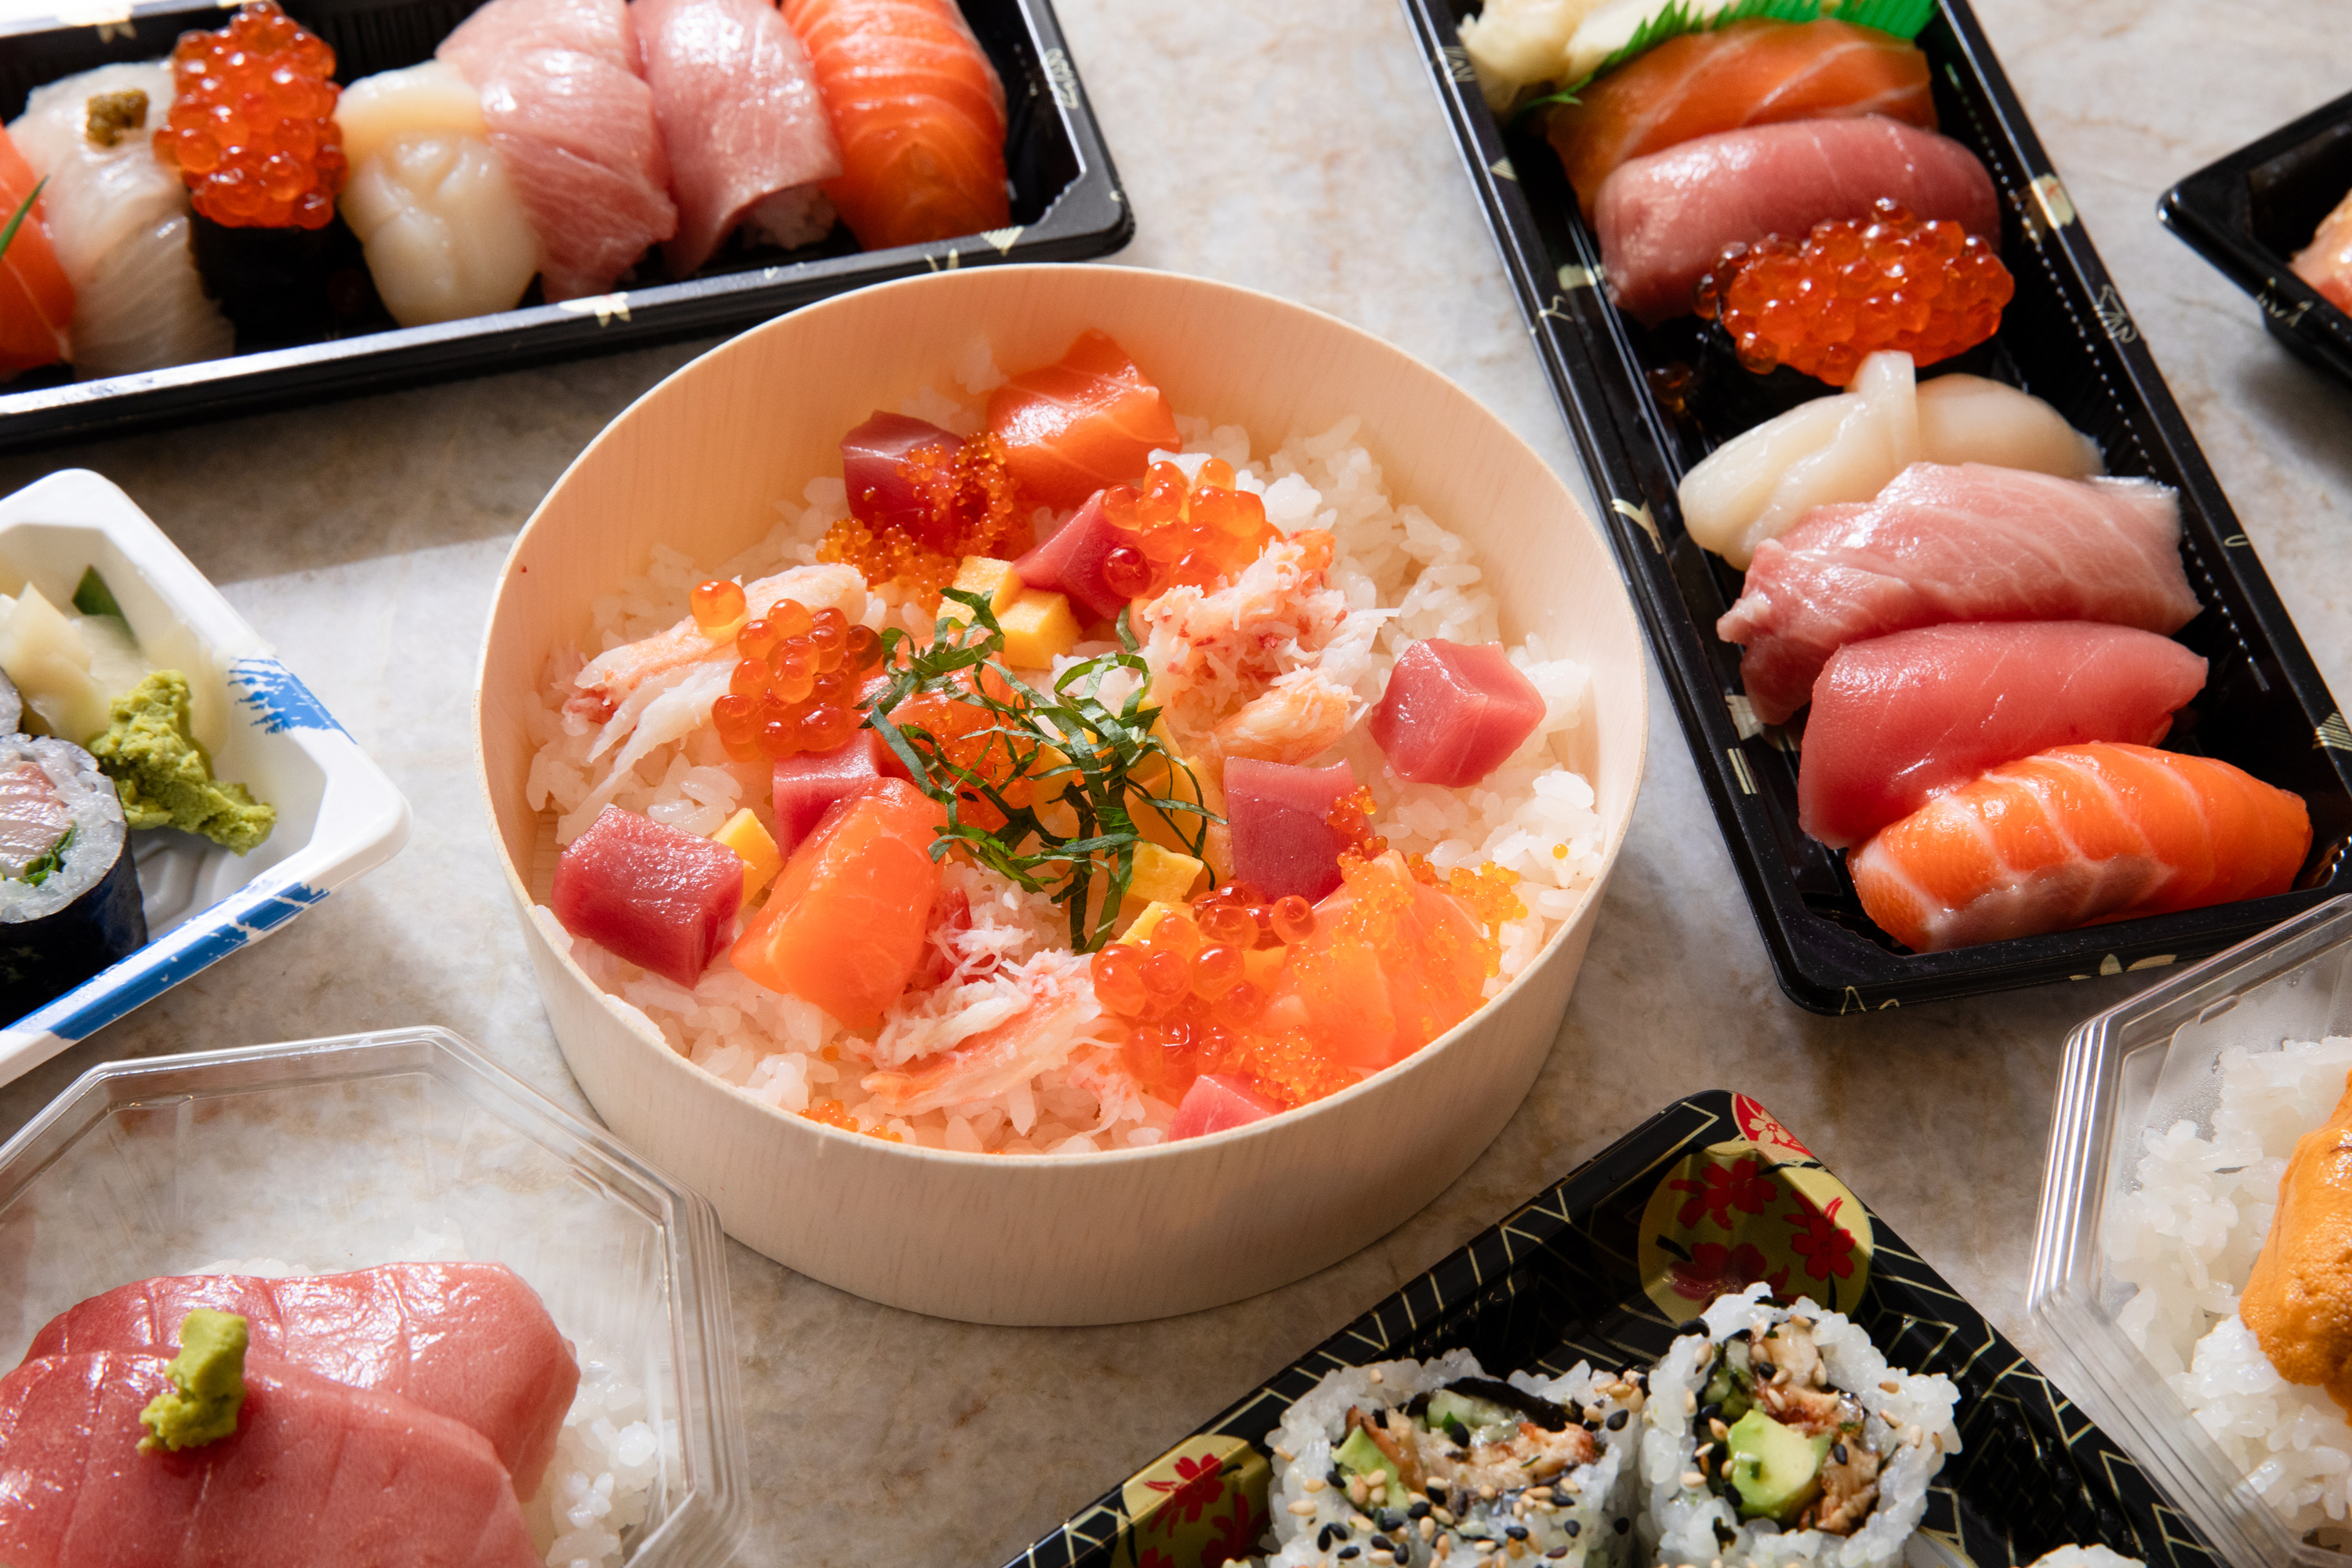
1262;1349;1643;1568
1639;1282;1961;1568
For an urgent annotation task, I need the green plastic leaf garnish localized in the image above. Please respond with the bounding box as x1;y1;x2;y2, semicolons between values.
0;176;45;261
71;565;125;622
862;591;1218;953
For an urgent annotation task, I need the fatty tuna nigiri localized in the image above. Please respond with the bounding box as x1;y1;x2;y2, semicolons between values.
1545;19;1934;216
0;126;72;377
0;1352;540;1568
781;0;1008;251
1849;742;2310;953
1798;622;2209;850
23;1264;580;1500
987;330;1179;509
1717;463;2201;724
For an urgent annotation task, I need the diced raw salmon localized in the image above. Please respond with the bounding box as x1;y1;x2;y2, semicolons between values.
986;330;1180;510
1270;851;1491;1074
731;776;946;1029
22;1263;579;1499
0;1352;539;1568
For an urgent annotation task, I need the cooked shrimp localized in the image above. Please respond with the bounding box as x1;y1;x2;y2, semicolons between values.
1210;666;1353;765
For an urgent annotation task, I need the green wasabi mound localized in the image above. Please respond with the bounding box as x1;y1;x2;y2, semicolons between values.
138;1308;249;1453
88;670;275;854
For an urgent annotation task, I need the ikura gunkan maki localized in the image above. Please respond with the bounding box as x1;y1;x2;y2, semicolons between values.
0;735;145;1019
1261;1352;1643;1567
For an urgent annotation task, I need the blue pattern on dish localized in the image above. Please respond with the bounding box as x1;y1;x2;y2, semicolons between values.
19;880;332;1044
230;657;347;736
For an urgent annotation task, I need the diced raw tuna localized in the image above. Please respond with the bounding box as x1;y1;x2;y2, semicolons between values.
550;804;743;985
985;330;1179;510
24;1264;579;1500
1367;640;1547;787
1798;622;2209;850
1225;758;1356;904
1014;488;1128;622
731;777;946;1029
1168;1074;1279;1141
0;1352;539;1568
841;412;963;549
633;0;841;276
772;730;909;858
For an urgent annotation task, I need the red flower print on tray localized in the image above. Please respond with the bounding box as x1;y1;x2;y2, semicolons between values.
1787;1196;1859;1283
1666;1240;1791;1303
1200;1485;1268;1567
1143;1450;1228;1534
1666;1154;1777;1231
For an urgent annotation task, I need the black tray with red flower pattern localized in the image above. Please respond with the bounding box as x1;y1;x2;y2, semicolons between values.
1001;1090;2217;1568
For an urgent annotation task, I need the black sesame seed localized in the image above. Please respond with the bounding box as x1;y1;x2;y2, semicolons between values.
1505;1526;1530;1541
1330;1466;1347;1488
1564;1520;1581;1538
1605;1410;1629;1431
1832;1443;1849;1465
1755;1360;1774;1378
1547;1550;1570;1561
1615;1517;1631;1534
1697;1402;1722;1427
1330;1524;1352;1541
1378;1513;1403;1533
1426;1481;1446;1502
1339;1550;1361;1562
1409;1501;1432;1519
1370;1536;1392;1552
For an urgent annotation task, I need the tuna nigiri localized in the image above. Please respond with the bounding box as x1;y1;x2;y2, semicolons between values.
1595;117;1996;327
23;1264;580;1500
987;330;1179;509
1717;462;2201;724
1849;742;2310;952
0;1352;540;1568
1544;18;1935;216
633;0;841;275
1798;622;2209;850
0;126;72;377
781;0;1008;251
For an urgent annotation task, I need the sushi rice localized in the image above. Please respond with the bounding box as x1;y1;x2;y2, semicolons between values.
2103;1034;2352;1544
1640;1284;1959;1568
1261;1349;1642;1568
523;350;1611;1155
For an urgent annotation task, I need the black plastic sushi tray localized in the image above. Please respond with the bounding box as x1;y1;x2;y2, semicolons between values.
2161;86;2352;389
1393;0;2352;1013
1004;1089;2216;1568
0;0;1130;452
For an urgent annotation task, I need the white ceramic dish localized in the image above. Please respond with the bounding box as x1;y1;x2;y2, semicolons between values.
475;264;1650;1325
0;1025;745;1568
0;469;411;1087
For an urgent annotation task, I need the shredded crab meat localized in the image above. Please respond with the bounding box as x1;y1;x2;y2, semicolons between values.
1134;535;1350;737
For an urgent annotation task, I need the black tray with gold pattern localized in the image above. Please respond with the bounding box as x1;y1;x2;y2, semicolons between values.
1003;1090;2216;1568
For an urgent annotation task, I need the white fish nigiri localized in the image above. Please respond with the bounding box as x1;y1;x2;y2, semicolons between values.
7;62;233;381
336;60;539;328
1678;351;2103;568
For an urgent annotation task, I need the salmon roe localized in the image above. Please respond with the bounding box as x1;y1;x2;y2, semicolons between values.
1098;458;1283;602
819;431;1028;612
706;593;886;765
154;1;346;230
1697;200;2014;387
799;1098;902;1142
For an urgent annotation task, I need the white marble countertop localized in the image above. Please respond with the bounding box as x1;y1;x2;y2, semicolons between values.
2;2;2348;1563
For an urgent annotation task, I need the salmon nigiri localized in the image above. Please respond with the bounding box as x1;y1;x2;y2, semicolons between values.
0;127;72;377
780;0;1008;251
1849;742;2311;953
1546;19;1934;217
731;775;946;1029
986;329;1180;510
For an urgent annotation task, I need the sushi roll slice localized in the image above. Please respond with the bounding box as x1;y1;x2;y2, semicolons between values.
7;60;234;380
0;735;147;1022
1264;1350;1642;1567
1640;1283;1960;1568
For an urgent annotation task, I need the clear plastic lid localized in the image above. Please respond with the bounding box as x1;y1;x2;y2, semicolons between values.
0;1025;745;1568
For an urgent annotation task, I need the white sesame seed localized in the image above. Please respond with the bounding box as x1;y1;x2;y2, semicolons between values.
1479;1483;1498;1501
1421;1517;1437;1540
1272;1445;1295;1462
1287;1500;1318;1516
1683;1389;1697;1414
1369;1368;1385;1385
1879;1380;1900;1394
1305;1477;1327;1494
1352;1514;1376;1531
1681;1472;1705;1490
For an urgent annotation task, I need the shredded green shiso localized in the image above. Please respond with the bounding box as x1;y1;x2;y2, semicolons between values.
863;593;1217;953
17;821;71;886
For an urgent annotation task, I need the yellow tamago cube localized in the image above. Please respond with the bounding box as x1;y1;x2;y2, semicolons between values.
1112;844;1205;929
1118;899;1181;944
710;808;782;902
940;556;1022;625
997;587;1081;670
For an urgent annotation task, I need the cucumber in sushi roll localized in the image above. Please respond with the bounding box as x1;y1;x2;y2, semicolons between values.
1640;1283;1960;1568
0;735;147;1019
1264;1349;1642;1567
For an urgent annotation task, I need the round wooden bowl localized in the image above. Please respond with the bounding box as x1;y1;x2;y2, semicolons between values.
476;265;1648;1325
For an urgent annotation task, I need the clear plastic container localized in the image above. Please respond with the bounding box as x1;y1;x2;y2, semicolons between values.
2030;895;2352;1568
0;1025;745;1568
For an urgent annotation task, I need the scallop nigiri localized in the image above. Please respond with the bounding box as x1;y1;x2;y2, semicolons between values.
1545;18;1934;216
780;0;1008;251
1849;742;2310;952
0;126;73;378
9;62;230;379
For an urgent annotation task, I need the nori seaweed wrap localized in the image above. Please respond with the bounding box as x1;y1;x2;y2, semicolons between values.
0;735;146;1020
